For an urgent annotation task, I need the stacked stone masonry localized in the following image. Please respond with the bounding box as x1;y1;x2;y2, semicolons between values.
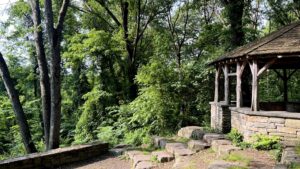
231;109;300;145
0;142;109;169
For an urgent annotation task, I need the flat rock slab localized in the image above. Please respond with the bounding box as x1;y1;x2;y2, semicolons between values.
151;151;174;163
281;147;300;165
152;136;169;149
109;148;127;156
172;156;196;169
126;150;144;160
203;133;226;145
174;148;194;157
135;161;156;169
218;145;241;156
188;140;209;152
133;154;152;167
273;164;288;169
177;126;205;139
165;143;186;154
211;139;232;152
208;160;243;169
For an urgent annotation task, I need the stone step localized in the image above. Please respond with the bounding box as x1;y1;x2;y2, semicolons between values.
151;151;174;163
203;133;226;145
165;143;187;154
281;147;300;165
172;156;197;169
208;160;244;169
211;139;232;152
135;161;156;169
177;126;205;140
165;143;195;157
273;164;288;169
152;136;169;149
133;154;152;167
125;150;144;160
217;145;241;156
188;140;210;152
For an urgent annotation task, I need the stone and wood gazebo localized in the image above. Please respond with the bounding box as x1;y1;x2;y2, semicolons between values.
210;21;300;145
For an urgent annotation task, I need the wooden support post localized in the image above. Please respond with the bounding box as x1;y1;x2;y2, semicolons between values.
236;60;247;108
250;60;259;111
283;69;288;104
223;64;229;105
236;63;241;108
214;66;221;102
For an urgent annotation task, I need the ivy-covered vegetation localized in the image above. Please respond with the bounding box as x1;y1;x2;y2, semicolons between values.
0;0;299;160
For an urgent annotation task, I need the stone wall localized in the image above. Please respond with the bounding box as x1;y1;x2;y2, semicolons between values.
210;102;231;133
231;108;300;146
0;142;109;169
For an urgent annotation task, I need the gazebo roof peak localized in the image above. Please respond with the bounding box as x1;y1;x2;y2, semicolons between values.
212;21;300;64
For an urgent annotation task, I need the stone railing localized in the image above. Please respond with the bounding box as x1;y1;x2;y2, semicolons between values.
230;107;300;146
0;142;109;169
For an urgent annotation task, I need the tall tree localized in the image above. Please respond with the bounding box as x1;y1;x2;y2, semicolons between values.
29;0;51;149
0;53;37;153
222;0;245;49
44;0;70;149
83;0;170;100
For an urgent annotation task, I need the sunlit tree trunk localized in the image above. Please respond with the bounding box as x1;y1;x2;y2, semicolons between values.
29;0;51;149
44;0;70;149
0;53;37;153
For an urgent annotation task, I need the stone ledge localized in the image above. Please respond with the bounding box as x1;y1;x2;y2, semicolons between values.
230;107;300;119
0;142;109;169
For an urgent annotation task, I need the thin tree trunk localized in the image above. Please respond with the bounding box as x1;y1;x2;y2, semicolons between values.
44;0;70;149
0;53;37;153
29;0;51;149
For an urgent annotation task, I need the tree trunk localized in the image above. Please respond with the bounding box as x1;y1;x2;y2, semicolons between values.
222;0;245;49
0;53;37;153
44;0;69;149
122;1;138;100
29;0;51;149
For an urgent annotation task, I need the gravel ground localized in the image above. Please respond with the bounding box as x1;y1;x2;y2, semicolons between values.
61;148;276;169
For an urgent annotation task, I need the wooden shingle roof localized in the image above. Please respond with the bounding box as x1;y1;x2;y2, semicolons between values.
212;21;300;64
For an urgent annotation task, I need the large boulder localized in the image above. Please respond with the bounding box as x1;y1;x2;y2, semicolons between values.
177;126;205;139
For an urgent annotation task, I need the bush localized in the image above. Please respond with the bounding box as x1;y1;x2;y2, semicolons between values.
251;134;281;150
96;126;119;146
227;128;243;145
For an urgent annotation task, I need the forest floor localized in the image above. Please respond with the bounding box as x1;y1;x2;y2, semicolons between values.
61;148;276;169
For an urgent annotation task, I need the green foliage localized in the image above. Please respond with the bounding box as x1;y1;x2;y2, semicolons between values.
96;126;119;146
0;0;300;160
289;163;300;169
251;134;281;151
227;129;243;145
223;152;251;166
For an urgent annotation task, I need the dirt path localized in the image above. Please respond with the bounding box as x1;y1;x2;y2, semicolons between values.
61;149;276;169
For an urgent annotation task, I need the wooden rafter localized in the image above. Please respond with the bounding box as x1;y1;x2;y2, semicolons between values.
257;58;277;77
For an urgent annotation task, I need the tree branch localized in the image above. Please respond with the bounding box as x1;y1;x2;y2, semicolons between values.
95;0;122;26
